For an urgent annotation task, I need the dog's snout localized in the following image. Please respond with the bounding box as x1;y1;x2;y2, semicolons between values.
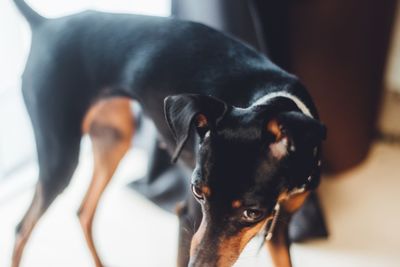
191;178;202;187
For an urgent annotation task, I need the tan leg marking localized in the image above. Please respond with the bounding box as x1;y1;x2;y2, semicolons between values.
265;219;292;267
266;191;310;267
12;184;44;267
78;97;134;267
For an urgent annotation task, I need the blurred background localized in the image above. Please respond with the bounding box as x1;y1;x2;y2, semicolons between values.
1;0;399;266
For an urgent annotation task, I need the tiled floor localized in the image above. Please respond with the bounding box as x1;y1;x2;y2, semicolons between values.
0;141;399;267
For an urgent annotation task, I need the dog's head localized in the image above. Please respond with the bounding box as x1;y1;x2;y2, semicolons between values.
164;94;326;267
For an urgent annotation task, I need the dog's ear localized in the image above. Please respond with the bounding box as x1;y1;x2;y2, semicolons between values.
267;111;326;159
164;94;227;163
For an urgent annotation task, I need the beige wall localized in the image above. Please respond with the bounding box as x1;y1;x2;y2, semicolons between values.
386;3;400;93
379;2;400;136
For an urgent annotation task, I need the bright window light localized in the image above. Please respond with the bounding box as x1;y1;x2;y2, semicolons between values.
0;0;171;177
27;0;171;17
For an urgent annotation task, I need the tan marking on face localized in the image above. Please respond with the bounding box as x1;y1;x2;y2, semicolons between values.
196;113;208;128
267;119;289;159
201;186;211;197
217;218;269;267
267;119;282;141
231;200;242;209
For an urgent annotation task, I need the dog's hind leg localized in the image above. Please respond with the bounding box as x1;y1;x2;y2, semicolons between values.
12;183;45;267
77;98;134;267
12;115;82;267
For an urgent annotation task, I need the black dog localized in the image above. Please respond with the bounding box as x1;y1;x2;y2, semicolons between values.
13;1;326;266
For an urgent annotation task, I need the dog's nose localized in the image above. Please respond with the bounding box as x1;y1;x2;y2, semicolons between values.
192;178;201;187
191;176;206;192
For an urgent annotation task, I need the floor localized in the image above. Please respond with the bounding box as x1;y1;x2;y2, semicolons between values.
0;140;399;267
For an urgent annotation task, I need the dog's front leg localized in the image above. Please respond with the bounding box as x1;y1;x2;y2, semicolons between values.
176;196;202;267
265;209;292;267
266;191;310;267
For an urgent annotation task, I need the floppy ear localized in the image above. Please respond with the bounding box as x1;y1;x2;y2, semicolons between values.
164;94;227;163
267;111;326;159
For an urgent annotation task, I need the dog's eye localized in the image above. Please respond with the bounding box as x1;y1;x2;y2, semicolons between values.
191;184;204;201
241;209;264;223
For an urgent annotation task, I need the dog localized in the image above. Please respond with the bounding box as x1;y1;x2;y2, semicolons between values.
12;0;326;266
